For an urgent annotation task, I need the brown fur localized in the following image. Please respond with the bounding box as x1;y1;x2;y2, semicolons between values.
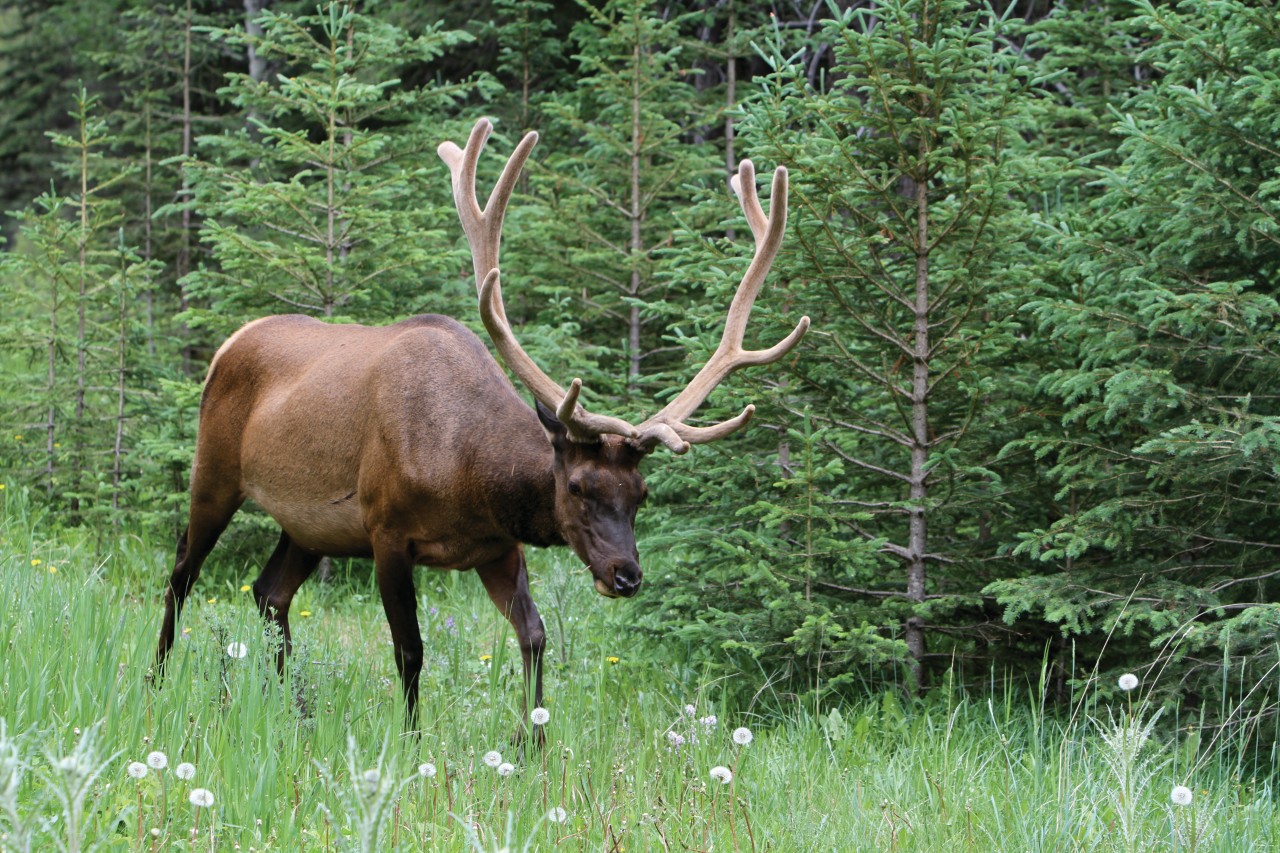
155;312;647;732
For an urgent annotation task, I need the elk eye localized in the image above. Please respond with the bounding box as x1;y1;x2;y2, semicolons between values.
568;479;583;497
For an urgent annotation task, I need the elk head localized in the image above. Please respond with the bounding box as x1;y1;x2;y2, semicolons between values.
439;119;809;598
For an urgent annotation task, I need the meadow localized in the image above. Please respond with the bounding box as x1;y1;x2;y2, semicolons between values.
0;483;1277;852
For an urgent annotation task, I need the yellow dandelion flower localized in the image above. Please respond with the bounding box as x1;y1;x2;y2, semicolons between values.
13;435;22;441
206;597;217;604
0;483;6;490
606;656;620;665
48;566;57;574
300;610;312;617
240;584;251;592
53;442;60;448
182;627;191;635
479;654;493;662
30;558;41;567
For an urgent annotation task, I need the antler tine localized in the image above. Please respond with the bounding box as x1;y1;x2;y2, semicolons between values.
478;272;640;441
437;118;539;301
632;161;810;454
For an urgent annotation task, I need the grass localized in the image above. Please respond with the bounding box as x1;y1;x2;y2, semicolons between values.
0;482;1277;851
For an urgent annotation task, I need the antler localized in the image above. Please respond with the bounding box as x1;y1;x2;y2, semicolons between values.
439;119;640;442
629;161;810;453
440;120;807;453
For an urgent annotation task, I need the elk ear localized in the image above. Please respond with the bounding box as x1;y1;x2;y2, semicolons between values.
535;399;569;448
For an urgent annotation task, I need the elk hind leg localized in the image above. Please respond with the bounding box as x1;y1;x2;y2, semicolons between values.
252;531;323;674
155;487;244;677
476;546;547;749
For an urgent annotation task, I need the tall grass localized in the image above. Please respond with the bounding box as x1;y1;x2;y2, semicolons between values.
0;482;1277;851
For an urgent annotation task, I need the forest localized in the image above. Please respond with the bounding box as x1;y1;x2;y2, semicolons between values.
2;0;1279;848
2;0;1279;719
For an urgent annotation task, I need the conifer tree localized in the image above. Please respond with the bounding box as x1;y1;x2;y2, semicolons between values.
647;0;1049;694
184;1;479;335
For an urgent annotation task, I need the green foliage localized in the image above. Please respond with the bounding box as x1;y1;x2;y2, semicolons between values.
182;1;483;334
994;0;1280;708
648;0;1051;699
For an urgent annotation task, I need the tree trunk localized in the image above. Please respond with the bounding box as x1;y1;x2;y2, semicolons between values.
905;154;930;691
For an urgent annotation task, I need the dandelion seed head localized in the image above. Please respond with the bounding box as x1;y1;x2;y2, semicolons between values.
732;726;753;746
1170;785;1193;806
497;762;515;777
547;806;568;824
360;768;381;795
483;750;503;768
174;762;196;780
226;642;248;659
530;707;550;726
189;788;214;808
127;761;148;779
417;762;436;779
709;765;733;784
1118;673;1139;692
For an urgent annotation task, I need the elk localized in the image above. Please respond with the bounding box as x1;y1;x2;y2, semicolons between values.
154;118;808;732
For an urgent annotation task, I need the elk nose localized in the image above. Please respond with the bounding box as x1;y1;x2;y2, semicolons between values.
613;563;642;597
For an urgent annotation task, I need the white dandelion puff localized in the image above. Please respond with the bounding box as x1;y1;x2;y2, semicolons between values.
174;762;196;780
732;726;753;746
1170;785;1193;806
146;751;168;770
530;707;550;726
418;762;437;779
189;788;214;807
483;750;503;768
547;806;568;824
226;642;248;659
127;761;147;779
709;765;733;785
497;762;515;777
1118;673;1139;692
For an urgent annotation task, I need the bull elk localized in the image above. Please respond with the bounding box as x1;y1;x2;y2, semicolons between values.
154;118;808;733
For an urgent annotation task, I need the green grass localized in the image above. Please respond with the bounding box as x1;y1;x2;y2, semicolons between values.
0;482;1277;852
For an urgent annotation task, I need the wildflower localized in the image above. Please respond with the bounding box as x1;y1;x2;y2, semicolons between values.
181;627;191;636
146;751;168;770
665;731;685;749
418;762;437;779
127;761;148;779
206;597;217;604
700;715;718;729
300;610;312;617
483;750;503;768
226;642;248;659
30;558;40;567
685;704;696;717
732;726;753;746
606;656;619;665
445;615;455;631
1118;673;1139;692
480;654;493;664
189;788;214;808
497;762;515;777
360;769;381;796
240;584;251;592
174;762;196;780
13;435;22;441
530;707;550;726
48;565;57;574
0;484;5;490
547;806;568;824
1170;785;1193;806
56;756;83;775
709;766;733;785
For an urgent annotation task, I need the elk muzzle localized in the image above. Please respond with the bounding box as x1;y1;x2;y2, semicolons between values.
593;558;642;598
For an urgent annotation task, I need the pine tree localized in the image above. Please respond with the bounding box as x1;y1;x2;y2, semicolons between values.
183;1;479;335
647;0;1050;695
992;0;1280;704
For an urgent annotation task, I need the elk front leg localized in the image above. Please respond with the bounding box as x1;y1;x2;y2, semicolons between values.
476;546;547;748
372;535;423;732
